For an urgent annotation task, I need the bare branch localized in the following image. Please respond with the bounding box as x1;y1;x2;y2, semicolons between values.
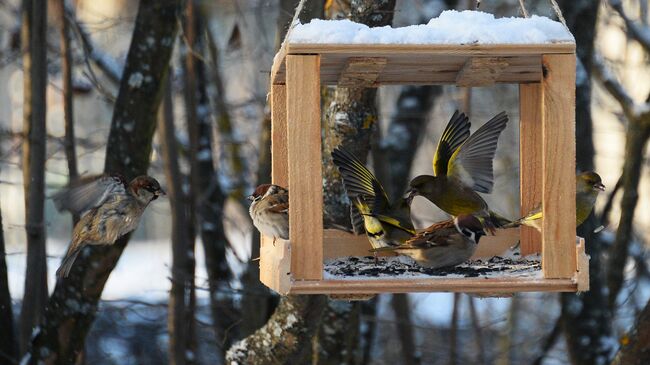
609;0;650;54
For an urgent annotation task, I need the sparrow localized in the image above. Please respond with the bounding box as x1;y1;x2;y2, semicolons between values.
52;174;165;278
505;171;605;231
331;147;415;250
407;111;510;225
372;214;489;269
247;184;289;244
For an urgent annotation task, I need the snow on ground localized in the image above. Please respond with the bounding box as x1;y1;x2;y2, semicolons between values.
289;10;574;45
7;229;251;301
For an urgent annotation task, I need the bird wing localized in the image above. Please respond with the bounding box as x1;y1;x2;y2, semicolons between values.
371;220;455;252
403;220;457;249
51;174;128;215
432;111;471;176
331;147;390;212
266;191;289;215
448;111;508;193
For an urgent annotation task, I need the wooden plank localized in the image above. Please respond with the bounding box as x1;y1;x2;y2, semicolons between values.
519;83;543;255
337;57;386;87
259;235;291;294
541;54;577;279
456;57;509;86
286;55;323;280
576;237;589;291
322;228;521;260
286;43;576;56
271;84;288;186
289;277;577;294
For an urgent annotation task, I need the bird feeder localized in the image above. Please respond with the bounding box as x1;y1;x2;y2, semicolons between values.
260;15;588;296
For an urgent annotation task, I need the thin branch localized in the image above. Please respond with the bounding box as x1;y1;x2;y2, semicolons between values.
65;4;122;83
592;53;636;115
532;316;562;365
609;0;650;54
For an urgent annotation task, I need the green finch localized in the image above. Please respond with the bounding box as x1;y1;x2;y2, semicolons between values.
331;147;415;250
507;171;605;231
407;111;510;224
371;214;490;269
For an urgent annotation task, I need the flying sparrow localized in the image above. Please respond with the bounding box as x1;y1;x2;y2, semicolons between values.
247;184;289;244
504;171;605;231
331;147;415;251
373;214;489;269
407;111;510;225
52;174;165;278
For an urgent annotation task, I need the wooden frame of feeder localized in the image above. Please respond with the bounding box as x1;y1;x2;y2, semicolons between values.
261;41;589;295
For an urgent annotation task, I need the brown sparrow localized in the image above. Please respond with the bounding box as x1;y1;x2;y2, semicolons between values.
373;214;489;269
247;184;289;244
52;174;165;278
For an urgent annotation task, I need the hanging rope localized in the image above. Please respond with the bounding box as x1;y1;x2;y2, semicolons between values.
518;0;530;18
549;0;567;27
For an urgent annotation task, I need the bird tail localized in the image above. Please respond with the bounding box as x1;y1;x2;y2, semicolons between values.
487;210;514;228
56;245;82;278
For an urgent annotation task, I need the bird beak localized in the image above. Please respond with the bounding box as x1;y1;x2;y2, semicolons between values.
594;183;605;191
156;189;166;197
246;195;255;202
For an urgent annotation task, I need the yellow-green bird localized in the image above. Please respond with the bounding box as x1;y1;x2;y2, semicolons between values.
407;111;509;223
506;171;605;230
331;147;415;249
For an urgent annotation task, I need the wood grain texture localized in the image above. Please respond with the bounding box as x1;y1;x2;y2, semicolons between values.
289;277;578;294
541;53;577;279
456;57;509;86
337;57;386;87
274;54;543;85
271;84;288;187
259;235;291;294
576;237;589;292
519;83;543;255
322;228;521;260
286;55;323;280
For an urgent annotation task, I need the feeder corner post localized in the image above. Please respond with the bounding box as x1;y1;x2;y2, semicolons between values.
285;54;323;281
541;53;577;279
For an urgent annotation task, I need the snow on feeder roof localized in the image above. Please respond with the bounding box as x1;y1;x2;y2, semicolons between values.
288;10;574;45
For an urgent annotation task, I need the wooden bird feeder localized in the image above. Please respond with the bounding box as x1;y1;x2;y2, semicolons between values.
261;22;588;296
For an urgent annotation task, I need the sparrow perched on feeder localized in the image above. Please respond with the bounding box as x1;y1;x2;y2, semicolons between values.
372;214;489;269
505;171;605;231
247;184;289;244
52;174;165;278
331;147;415;250
407;111;510;225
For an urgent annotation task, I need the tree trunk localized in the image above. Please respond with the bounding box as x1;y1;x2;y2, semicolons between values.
557;2;614;365
606;120;650;307
392;294;420;365
0;208;18;364
322;0;396;228
162;69;196;365
239;0;298;339
57;0;79;225
25;1;180;363
19;0;48;355
226;295;328;364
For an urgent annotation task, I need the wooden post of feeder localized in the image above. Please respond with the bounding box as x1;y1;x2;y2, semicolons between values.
541;54;576;279
519;83;543;255
285;54;323;280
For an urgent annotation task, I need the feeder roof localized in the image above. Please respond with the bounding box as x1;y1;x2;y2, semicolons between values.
271;10;576;86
